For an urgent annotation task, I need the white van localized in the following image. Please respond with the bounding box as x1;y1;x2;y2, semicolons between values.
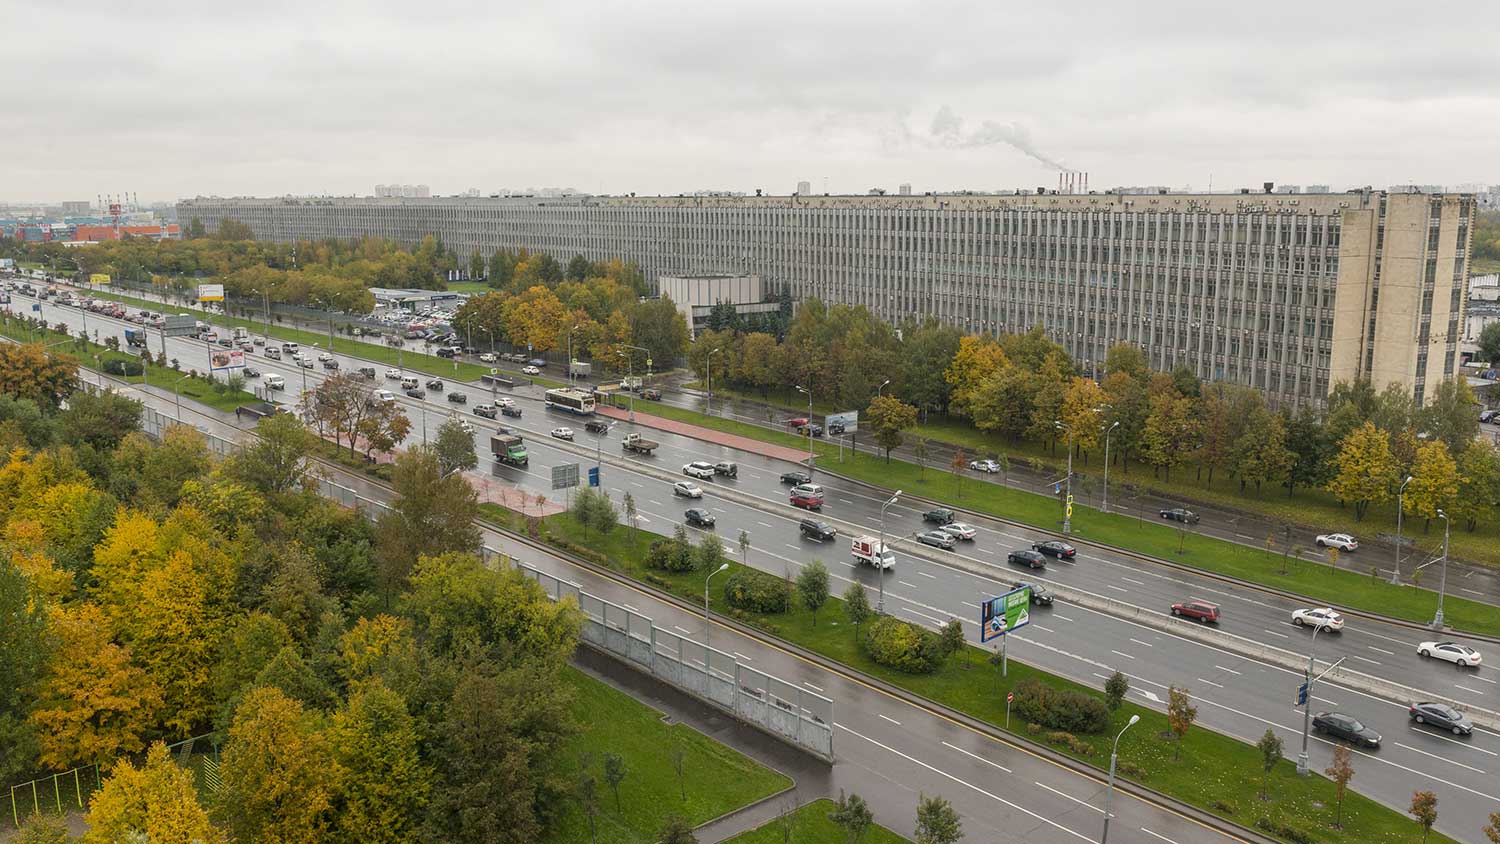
264;347;282;360
400;376;420;390
282;342;300;354
265;374;286;390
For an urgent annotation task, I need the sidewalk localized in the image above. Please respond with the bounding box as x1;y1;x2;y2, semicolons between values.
597;405;811;464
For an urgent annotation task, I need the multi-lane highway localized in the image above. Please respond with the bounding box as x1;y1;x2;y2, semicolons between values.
11;283;1499;842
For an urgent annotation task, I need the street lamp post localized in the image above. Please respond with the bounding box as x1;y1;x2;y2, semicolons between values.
878;490;901;614
1391;475;1414;584
1102;421;1120;514
705;562;730;661
1432;509;1450;630
566;323;581;385
1295;621;1344;775
172;373;192;422
706;347;721;416
796;385;814;479
1054;421;1076;536
1100;713;1140;844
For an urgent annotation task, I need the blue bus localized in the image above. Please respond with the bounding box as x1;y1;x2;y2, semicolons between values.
544;387;596;416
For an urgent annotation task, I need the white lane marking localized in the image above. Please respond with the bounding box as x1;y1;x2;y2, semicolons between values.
757;521;773;528
1262;628;1289;639
1140;829;1181;844
1472;676;1498;685
1105;584;1128;593
899;581;919;589
1460;588;1485;596
1032;625;1055;633
836;723;1092;843
623;604;639;613
1456;685;1486;696
917;571;937;579
941;740;1012;773
1120;576;1147;586
784;544;801;551
1213;664;1242;675
960;601;981;609
1405;728;1499;756
1128;638;1154;648
734;652;752;662
1053;613;1075;622
1197;678;1224;689
1033;781;1103;815
1110;650;1135;660
803;681;824;692
1369;646;1396;656
629;481;644;487
878;713;902;726
1393;742;1487;774
674;626;694;635
838;497;854;504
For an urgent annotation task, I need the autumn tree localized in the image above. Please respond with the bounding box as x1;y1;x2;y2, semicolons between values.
1405;439;1459;531
914;793;962;844
1057;376;1108;458
82;742;225;844
1483;812;1500;844
309;372;377;456
1326;422;1397;520
797;560;830;624
215;686;340;844
1166;685;1197;759
130;550;221;735
943;336;1009;418
1453;443;1500;531
1325;745;1354;828
328;679;431;844
1141;387;1195;482
733;332;780;399
355;399;412;458
374;447;482;596
30;603;163;769
504;285;568;351
1255;729;1283;800
1231;408;1293;496
1409;791;1438;844
866;395;918;462
0;342;79;408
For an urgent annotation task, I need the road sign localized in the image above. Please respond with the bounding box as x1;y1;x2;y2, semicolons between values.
551;462;580;491
827;410;859;433
163;314;197;337
197;283;224;302
1296;682;1308;706
1006;692;1014;703
88;273;111;286
588;467;600;487
980;585;1032;643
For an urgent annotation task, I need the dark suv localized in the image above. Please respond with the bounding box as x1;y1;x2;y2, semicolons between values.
1170;600;1220;623
799;519;837;541
922;508;955;525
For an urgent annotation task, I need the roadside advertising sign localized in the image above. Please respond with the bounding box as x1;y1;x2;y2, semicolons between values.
980;585;1032;643
209;348;245;371
88;273;111;286
197;283;225;302
827;410;859;433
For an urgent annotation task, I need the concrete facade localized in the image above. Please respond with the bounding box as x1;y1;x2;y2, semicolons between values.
177;190;1475;407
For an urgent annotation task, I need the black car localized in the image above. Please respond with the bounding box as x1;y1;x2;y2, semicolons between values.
917;529;957;550
642;388;662;400
1409;702;1473;736
447;391;467;404
436;347;457;358
780;471;812;485
1032;540;1076;559
684;508;716;528
1312;712;1381;748
427;378;444;390
585;419;611;434
828;422;847;435
922;508;956;525
798;423;824;438
1159;508;1200;525
322;359;339;370
799;518;836;541
501;405;522;418
1021;582;1054;606
1008;549;1047;569
1481;409;1500;424
357;366;377;379
243;367;261;378
405;388;425;399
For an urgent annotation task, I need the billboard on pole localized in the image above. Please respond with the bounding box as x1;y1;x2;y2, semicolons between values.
88;273;111;286
827;410;858;433
980;585;1032;642
197;283;225;302
209;349;244;371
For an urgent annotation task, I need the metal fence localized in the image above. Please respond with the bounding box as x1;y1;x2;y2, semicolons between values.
6;733;218;829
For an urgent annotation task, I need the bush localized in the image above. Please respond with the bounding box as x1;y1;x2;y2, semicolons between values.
1211;800;1236;815
645;537;695;573
722;569;792;614
1010;677;1111;734
1254;818;1312;844
859;615;948;674
1117;761;1148;779
102;357;144;376
1043;730;1094;757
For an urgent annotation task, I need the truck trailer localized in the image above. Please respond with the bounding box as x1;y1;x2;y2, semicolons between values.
490;433;529;467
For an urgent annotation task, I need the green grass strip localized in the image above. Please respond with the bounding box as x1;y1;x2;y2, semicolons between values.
724;798;911;844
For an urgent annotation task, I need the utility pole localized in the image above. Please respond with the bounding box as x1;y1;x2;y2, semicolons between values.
1391;475;1413;584
1432;509;1450;629
1296;624;1344;775
1102;421;1120;514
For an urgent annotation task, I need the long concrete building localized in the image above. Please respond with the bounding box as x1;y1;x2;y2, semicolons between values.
178;189;1475;407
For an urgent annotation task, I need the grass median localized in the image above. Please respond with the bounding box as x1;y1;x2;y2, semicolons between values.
478;505;1456;844
724;798;911;844
624;400;1500;637
550;666;791;844
78;287;491;381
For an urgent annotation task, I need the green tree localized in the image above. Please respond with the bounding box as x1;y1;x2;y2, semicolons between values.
659;816;697;844
797;560;830;624
469;249;486;282
328;680;430;844
1142;387;1195;482
1255;728;1283;799
433;415;478;476
733;333;780;399
1104;671;1129;711
899;320;962;415
224;411;318;494
914;793;962;844
630;296;691;366
1409;790;1438;844
1231;408;1293;496
1453;442;1500;531
1420;377;1480;453
1326;422;1397;521
828;790;874;844
939;619;964;655
0;559;48;784
82;742;225;844
1406;439;1459;530
1284;406;1334;497
215;686;339;844
843;582;872;632
402;552;580;667
1166;685;1197;759
59;389;142;452
602;752;627;812
1478;322;1500;366
374;447;481;598
1325;745;1355;828
251;645;337;712
866;394;918;462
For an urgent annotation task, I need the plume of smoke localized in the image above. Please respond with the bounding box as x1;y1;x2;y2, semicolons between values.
928;105;1066;170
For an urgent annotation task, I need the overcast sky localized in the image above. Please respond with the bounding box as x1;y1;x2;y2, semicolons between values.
6;0;1498;204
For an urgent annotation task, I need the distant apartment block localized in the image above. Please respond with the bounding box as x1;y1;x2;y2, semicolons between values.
177;189;1476;407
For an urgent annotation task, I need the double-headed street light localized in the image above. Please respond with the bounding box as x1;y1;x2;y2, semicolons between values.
1100;713;1140;844
796;384;814;479
1391;475;1414;584
1102;421;1121;514
878;490;901;613
706;348;721;416
1432;509;1451;630
705;562;730;661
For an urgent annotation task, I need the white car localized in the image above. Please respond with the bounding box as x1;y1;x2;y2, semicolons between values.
550;427;574;441
495;397;515;408
1291;607;1344;631
1316;533;1358;552
385;368;402;380
682;461;716;480
673;481;704;499
1417;641;1483;668
938;522;977;540
299;358;315;368
372;390;397;405
479;352;497;363
969;459;1001;473
317;352;334;362
522;365;541;375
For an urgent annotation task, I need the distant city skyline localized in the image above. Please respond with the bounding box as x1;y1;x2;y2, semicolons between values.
3;2;1498;202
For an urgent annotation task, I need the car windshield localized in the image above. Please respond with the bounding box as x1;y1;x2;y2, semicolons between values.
1347;719;1366;732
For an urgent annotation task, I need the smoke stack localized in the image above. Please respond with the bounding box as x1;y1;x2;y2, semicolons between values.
1263;181;1274;194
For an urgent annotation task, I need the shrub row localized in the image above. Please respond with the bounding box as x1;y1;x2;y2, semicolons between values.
103;357;144;376
723;569;792;614
1254;817;1313;844
1010;677;1111;734
859;615;948;674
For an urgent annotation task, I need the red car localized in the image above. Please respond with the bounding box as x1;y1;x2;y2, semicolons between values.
786;416;809;428
1171;600;1220;623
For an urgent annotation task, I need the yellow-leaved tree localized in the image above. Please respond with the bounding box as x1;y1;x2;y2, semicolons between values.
503;286;568;352
328;680;431;844
82;742;225;844
1326;422;1397;521
1404;439;1459;531
30;603;163;769
214;686;341;844
1058;376;1109;458
133;550;222;736
943;336;1009;418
